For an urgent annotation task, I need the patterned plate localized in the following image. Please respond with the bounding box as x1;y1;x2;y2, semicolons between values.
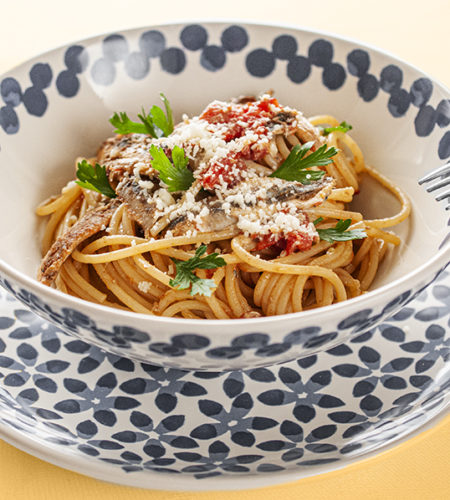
0;273;448;490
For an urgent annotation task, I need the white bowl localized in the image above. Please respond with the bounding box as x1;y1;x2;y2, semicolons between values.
0;22;449;370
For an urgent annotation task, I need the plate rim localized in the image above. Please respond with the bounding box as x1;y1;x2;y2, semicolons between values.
0;402;447;491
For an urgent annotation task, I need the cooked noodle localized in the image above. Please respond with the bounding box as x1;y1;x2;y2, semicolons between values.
36;95;411;319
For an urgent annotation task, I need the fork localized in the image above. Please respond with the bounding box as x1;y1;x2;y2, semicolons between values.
418;161;450;210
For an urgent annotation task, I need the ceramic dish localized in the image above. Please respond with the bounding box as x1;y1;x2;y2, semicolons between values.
0;271;448;490
0;22;449;370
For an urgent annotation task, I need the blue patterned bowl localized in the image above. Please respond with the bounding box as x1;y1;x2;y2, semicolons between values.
0;22;449;370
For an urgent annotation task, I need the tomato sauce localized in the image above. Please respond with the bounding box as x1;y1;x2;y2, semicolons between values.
201;153;247;190
197;96;315;255
254;230;314;256
199;96;282;189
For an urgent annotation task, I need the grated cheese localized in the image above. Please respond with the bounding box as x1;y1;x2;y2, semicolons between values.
117;94;326;250
138;281;152;293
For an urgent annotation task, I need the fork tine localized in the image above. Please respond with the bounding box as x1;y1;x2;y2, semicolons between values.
436;190;450;202
418;161;450;184
425;176;450;192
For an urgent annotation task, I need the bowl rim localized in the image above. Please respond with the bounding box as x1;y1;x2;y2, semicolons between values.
4;18;450;94
0;20;449;328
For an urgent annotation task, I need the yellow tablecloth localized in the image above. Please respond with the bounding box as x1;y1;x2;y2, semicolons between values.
0;0;449;497
0;417;448;499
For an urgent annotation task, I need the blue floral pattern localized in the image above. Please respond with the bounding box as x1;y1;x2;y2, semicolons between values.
0;271;448;485
0;266;446;370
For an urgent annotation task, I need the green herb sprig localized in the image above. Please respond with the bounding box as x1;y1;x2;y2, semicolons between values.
149;145;194;192
169;245;226;296
75;160;116;198
270;141;338;184
109;93;173;137
321;121;353;136
313;218;367;242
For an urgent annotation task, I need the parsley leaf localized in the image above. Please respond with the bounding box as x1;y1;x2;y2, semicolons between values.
169;245;226;296
149;144;194;192
313;217;324;225
314;218;367;242
321;121;353;136
270;141;338;184
109;111;151;135
191;278;218;297
109;93;174;137
75;160;116;198
153;93;173;136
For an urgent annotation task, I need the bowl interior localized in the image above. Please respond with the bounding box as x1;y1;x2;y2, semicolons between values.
0;23;448;295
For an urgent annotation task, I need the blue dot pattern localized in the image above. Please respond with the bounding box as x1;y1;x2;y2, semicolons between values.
322;63;346;91
56;45;89;98
1;262;448;370
357;74;379;102
64;46;89;74
29;63;52;89
102;35;129;62
246;49;275;78
124;52;150;80
438;131;450;159
56;70;80;98
22;86;48;116
436;100;450;127
0;273;447;482
380;64;402;92
410;78;433;107
347;49;370;77
0;106;19;134
91;58;116;86
220;26;248;53
0;24;447;157
139;30;166;58
1;78;22;106
18;63;52;118
200;46;226;72
287;56;311;84
181;25;208;51
308;40;333;67
272;35;298;60
159;48;186;75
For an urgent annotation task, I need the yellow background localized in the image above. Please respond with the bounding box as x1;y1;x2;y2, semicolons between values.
0;0;449;498
0;418;449;499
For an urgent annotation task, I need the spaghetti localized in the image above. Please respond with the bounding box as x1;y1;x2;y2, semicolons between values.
36;94;411;319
